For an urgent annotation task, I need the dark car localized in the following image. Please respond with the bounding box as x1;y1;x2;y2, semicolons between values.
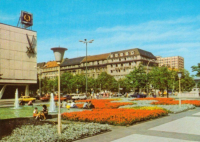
113;93;123;97
130;92;147;98
62;94;72;100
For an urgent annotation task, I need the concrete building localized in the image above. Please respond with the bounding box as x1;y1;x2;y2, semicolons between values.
58;48;157;80
0;23;37;99
40;61;59;79
156;56;184;69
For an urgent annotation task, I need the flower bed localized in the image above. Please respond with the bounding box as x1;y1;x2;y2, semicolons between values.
132;98;200;107
133;98;174;102
62;109;168;126
76;99;133;109
120;100;195;113
124;106;166;111
1;123;111;142
151;100;200;107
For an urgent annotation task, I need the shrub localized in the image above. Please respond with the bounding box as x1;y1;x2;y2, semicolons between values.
1;123;111;142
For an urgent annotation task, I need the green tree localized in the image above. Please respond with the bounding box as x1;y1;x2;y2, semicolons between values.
41;77;56;94
60;72;74;93
118;78;130;93
125;64;147;92
149;66;173;98
72;74;86;93
96;72;117;91
174;69;195;92
191;63;200;76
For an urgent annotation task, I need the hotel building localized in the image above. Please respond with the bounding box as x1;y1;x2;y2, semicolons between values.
38;48;158;80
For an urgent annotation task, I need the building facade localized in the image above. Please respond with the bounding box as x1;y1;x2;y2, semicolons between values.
0;23;37;99
38;48;158;81
61;48;157;80
156;56;184;69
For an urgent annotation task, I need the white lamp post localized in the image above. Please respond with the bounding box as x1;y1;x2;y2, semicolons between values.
177;71;182;108
79;39;94;97
51;47;67;135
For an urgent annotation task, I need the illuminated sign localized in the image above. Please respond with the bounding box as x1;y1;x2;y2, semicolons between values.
21;11;33;26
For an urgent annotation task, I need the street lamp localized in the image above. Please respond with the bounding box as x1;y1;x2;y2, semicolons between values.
177;71;182;108
51;47;67;135
146;59;155;96
79;39;94;96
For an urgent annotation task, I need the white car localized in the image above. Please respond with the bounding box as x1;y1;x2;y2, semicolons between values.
72;94;87;100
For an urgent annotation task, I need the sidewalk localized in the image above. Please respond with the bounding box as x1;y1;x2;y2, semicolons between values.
75;107;200;142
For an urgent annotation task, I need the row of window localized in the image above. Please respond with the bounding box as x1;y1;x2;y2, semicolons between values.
110;51;135;58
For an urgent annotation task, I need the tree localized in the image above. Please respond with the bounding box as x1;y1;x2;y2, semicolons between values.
191;63;200;76
117;78;129;93
96;72;117;91
174;69;195;92
149;66;173;98
60;72;74;93
72;74;86;93
125;64;147;92
41;77;56;94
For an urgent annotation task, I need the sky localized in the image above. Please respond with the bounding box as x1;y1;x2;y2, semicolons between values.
0;0;200;75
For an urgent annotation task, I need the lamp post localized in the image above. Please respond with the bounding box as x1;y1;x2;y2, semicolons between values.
146;59;155;96
79;39;94;96
177;71;182;108
51;47;67;135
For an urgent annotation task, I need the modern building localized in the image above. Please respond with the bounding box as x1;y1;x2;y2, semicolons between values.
0;23;37;99
156;56;184;69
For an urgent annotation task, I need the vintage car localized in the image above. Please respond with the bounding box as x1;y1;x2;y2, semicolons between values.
40;96;50;102
18;96;36;102
54;96;67;102
40;95;67;102
72;94;87;100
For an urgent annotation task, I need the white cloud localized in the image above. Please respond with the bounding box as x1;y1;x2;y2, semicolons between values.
37;16;200;75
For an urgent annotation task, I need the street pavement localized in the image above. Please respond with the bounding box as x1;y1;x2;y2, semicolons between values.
75;107;200;142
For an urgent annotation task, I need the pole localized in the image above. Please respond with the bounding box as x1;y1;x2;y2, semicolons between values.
85;39;88;97
179;77;181;108
39;69;41;96
146;61;150;97
58;63;61;135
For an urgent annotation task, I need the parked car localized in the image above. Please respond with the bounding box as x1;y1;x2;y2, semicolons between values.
127;92;135;98
130;92;147;98
54;96;67;102
40;96;50;102
62;94;72;100
18;96;36;102
72;94;87;100
113;92;123;97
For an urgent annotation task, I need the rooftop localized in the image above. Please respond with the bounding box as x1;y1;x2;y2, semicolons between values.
82;53;110;62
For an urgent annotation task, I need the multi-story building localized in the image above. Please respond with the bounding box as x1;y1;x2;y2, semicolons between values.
37;48;157;81
61;57;85;75
156;56;184;69
0;23;37;99
40;61;59;79
59;48;157;80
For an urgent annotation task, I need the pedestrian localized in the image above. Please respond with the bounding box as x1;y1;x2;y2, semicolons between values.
33;107;38;118
83;101;88;109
